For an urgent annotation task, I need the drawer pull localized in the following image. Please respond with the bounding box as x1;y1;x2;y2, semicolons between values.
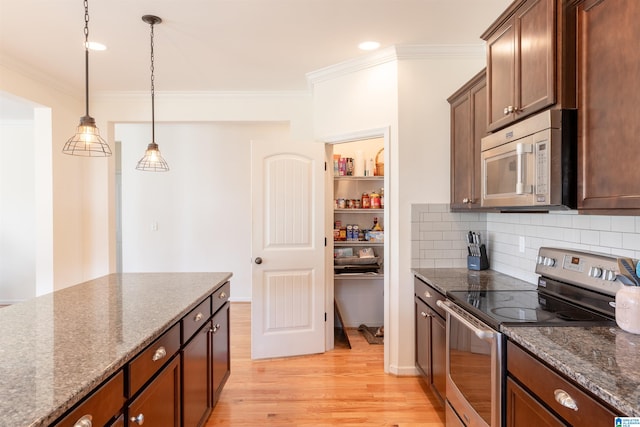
219;291;227;299
420;311;428;318
554;389;578;411
130;413;145;425
73;415;93;427
151;346;167;362
194;312;204;322
424;291;432;299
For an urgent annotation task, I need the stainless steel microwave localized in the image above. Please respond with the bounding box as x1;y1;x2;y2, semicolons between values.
480;109;577;210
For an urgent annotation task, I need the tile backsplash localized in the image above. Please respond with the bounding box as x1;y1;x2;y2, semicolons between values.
411;204;640;284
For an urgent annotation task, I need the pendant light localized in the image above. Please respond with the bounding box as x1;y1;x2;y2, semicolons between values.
63;0;112;157
136;15;169;172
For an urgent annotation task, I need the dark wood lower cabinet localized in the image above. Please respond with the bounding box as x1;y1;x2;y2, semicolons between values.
211;301;231;406
414;277;446;404
183;325;212;427
128;356;181;427
506;377;564;427
507;341;619;426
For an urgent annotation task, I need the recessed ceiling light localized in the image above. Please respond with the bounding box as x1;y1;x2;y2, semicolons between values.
86;41;107;51
358;41;381;51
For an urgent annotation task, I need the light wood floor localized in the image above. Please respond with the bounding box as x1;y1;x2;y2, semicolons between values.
206;302;445;426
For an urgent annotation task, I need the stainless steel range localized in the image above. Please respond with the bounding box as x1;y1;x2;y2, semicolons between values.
437;247;623;427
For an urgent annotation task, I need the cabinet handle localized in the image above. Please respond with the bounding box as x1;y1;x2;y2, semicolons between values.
73;415;92;427
462;198;469;204
130;413;145;425
504;105;515;115
151;346;166;362
554;389;578;411
420;311;429;318
194;312;204;322
219;292;227;299
212;323;221;333
424;291;432;299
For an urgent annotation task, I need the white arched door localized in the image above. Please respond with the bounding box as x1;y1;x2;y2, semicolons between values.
251;140;325;359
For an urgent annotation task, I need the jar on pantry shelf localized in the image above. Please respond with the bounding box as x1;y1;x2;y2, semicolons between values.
370;192;381;209
361;193;371;209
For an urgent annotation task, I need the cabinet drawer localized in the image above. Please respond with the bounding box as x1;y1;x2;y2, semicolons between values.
55;370;124;427
182;297;211;344
507;342;618;425
129;323;180;397
414;277;445;318
212;281;230;315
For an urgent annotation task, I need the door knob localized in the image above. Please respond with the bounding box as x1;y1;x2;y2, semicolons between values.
255;257;263;264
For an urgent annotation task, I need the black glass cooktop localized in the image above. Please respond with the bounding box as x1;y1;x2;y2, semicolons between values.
446;289;615;330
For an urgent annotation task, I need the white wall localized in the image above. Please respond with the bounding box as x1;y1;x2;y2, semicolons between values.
0;120;36;302
310;46;487;374
95;91;315;300
0;57;106;294
117;121;290;300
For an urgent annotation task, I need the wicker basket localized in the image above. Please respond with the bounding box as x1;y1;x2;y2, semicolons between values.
375;148;384;176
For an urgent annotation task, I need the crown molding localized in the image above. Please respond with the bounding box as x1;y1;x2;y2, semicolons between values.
306;44;486;87
93;90;312;99
0;53;80;100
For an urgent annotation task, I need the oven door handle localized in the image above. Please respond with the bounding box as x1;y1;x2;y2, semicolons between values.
437;300;498;341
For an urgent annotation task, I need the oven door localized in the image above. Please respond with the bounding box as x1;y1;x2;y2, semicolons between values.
437;300;503;427
481;129;551;208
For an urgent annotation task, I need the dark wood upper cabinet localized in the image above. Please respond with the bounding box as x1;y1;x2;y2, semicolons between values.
575;0;640;211
483;0;575;132
449;70;487;210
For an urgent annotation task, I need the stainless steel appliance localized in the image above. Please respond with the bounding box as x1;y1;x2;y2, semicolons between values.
437;247;622;427
480;109;577;210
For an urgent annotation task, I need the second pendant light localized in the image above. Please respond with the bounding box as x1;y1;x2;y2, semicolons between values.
136;14;169;172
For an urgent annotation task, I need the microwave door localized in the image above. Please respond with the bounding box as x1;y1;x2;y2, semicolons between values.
482;137;535;207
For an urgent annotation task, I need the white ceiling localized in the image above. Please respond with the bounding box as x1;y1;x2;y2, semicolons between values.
0;0;512;95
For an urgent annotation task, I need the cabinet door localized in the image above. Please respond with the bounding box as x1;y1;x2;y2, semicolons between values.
211;302;230;406
128;356;181;427
506;377;565;427
182;325;211;427
449;70;486;210
431;313;446;404
577;0;640;210
487;19;516;131
486;0;555;131
516;0;555;116
414;297;431;380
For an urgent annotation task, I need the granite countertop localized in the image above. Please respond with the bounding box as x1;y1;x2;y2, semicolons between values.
0;272;232;427
503;325;640;417
412;267;537;294
412;268;640;417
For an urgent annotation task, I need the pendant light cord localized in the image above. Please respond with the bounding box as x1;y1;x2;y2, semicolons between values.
84;0;90;118
150;20;156;143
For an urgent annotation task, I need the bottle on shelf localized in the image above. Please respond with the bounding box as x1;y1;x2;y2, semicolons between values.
372;217;383;231
361;193;371;209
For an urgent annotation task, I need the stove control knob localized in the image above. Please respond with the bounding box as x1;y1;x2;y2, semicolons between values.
536;255;545;265
543;257;556;267
604;270;616;281
589;266;603;278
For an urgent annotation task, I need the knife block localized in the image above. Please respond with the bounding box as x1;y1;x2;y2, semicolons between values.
468;244;489;271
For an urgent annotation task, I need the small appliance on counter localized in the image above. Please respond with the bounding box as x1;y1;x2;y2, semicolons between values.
467;231;489;271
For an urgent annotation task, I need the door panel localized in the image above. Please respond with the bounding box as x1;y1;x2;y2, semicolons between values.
251;141;325;359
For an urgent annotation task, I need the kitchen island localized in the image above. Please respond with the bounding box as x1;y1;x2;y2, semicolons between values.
0;272;232;426
413;268;640;418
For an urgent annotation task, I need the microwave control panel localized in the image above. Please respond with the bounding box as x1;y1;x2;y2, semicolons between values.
535;138;549;202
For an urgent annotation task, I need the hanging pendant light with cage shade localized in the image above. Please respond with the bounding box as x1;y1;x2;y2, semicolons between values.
63;0;112;157
136;15;169;172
